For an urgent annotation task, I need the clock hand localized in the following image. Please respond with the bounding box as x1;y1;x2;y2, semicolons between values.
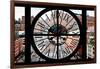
49;36;55;40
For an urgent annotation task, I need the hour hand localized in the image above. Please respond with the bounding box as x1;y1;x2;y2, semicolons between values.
49;36;55;40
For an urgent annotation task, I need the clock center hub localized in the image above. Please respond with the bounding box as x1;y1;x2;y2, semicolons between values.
48;24;67;35
48;24;67;45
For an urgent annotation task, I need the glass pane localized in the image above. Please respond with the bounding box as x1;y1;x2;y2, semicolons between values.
86;10;95;59
15;6;25;63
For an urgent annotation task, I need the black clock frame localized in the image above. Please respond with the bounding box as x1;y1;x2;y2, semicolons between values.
11;1;96;68
31;8;82;61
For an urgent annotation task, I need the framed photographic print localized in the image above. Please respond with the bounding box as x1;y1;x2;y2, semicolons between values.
10;0;96;68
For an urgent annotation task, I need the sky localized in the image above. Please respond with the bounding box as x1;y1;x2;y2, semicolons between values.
15;7;25;20
15;7;94;20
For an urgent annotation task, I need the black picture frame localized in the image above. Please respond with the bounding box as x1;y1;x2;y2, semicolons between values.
10;0;96;68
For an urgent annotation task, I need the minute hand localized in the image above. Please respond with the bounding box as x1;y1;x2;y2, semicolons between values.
67;22;77;30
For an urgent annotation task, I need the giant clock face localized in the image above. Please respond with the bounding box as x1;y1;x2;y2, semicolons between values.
32;9;81;60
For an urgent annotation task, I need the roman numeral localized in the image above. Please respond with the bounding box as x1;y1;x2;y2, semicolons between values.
59;10;64;24
37;41;46;50
38;41;44;46
65;15;71;22
34;36;43;41
71;22;77;27
67;22;77;30
41;17;50;27
51;10;56;18
59;45;64;57
37;22;45;29
65;47;71;55
61;47;70;57
63;13;71;22
51;10;56;24
62;49;67;57
52;46;57;58
60;44;71;57
66;39;79;51
70;39;78;46
63;13;67;20
45;14;51;21
65;18;74;27
42;43;51;55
